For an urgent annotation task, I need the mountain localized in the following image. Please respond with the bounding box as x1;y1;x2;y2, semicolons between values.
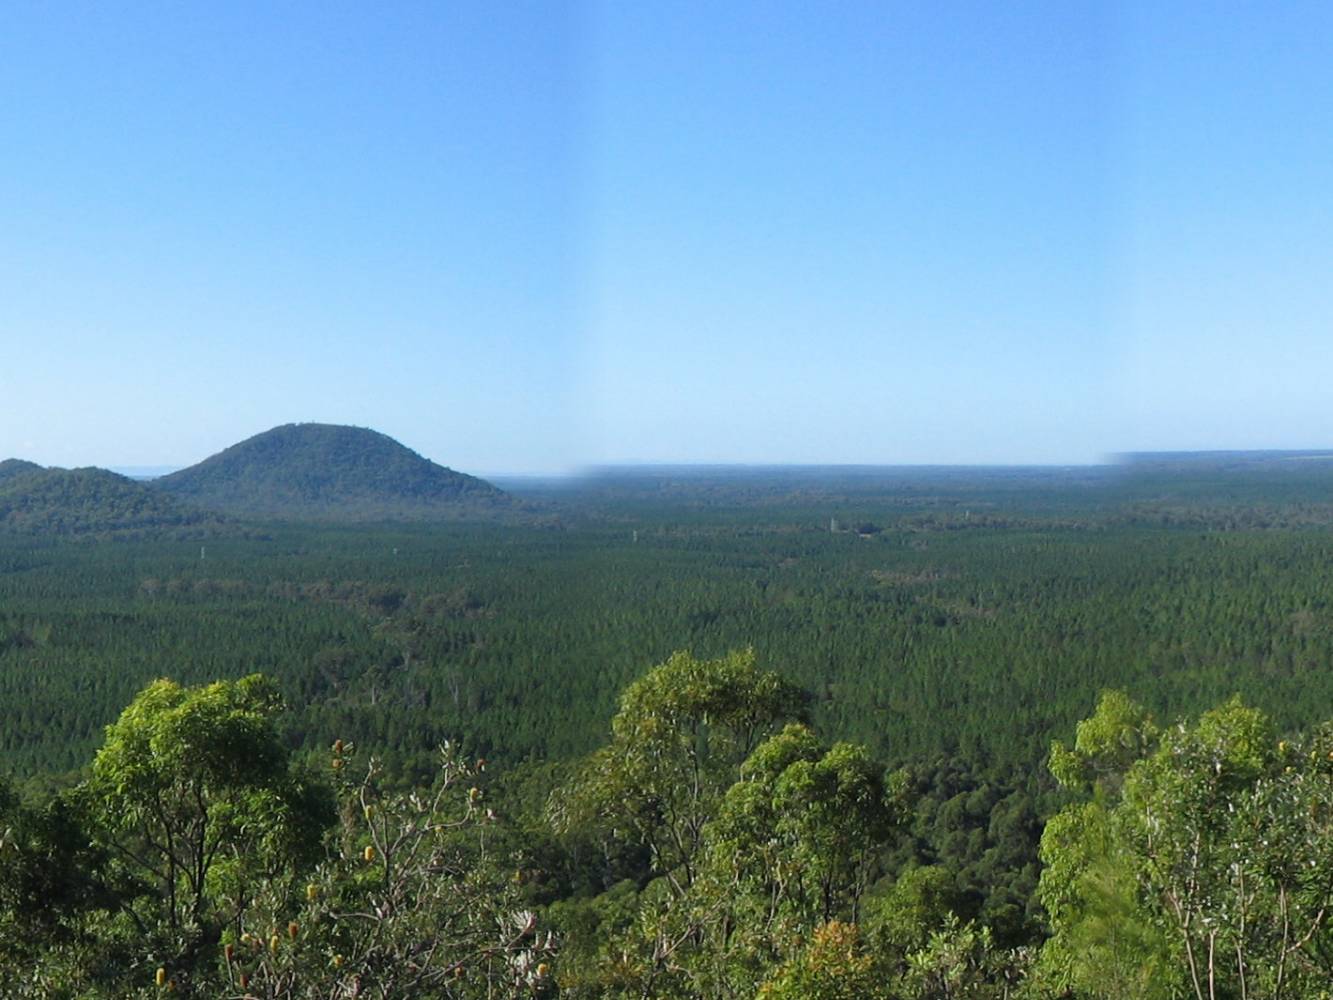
0;465;220;537
153;423;509;519
0;458;43;485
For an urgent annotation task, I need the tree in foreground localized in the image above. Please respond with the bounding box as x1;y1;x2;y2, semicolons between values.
1038;691;1333;1000
229;740;556;999
3;674;556;999
680;722;906;996
26;674;334;994
551;649;943;999
552;648;806;897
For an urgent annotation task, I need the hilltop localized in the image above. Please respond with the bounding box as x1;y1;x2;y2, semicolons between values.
153;423;509;519
0;465;220;537
0;458;43;485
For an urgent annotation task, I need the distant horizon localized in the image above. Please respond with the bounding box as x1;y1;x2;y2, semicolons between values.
12;437;1309;484
22;434;1333;481
6;421;1330;482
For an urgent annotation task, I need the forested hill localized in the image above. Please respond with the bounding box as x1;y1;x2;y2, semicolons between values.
0;458;42;485
153;423;509;519
0;465;220;537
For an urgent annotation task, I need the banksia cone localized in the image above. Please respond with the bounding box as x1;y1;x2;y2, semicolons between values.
288;921;300;939
307;882;319;901
156;967;166;987
364;844;376;862
332;954;345;968
333;738;344;754
269;934;281;954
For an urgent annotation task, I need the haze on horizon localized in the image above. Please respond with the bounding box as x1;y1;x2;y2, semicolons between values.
3;2;1331;477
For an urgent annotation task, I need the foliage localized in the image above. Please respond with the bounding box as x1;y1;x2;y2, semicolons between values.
670;724;903;996
865;865;965;959
899;913;1031;999
704;723;904;925
553;648;804;895
1039;693;1333;1000
0;677;555;998
755;921;889;1000
225;741;556;999
552;655;906;999
0;777;112;975
1047;689;1158;794
81;675;333;979
21;645;1333;997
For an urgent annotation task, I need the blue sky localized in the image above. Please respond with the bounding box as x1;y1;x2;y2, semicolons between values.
1;2;1329;474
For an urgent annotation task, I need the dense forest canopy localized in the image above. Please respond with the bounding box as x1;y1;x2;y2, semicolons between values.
5;455;1333;994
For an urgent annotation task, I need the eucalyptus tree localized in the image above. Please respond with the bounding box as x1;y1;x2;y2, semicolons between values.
84;675;333;961
1039;692;1333;1000
676;723;905;998
553;651;914;1000
553;648;805;895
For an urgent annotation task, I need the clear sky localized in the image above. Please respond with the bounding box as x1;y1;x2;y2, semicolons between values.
2;2;1329;475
